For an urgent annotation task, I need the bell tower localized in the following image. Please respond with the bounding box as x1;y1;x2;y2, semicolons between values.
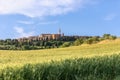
58;28;61;35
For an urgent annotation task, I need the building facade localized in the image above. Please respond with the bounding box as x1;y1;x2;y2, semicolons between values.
17;29;64;42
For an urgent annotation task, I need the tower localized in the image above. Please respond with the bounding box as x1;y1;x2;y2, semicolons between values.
58;28;61;34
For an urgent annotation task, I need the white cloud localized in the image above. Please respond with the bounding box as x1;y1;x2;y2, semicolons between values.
18;20;34;25
0;0;95;17
104;13;117;21
38;21;59;25
14;27;34;38
18;20;58;25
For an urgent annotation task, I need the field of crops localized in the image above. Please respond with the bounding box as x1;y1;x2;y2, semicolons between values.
0;54;120;80
0;39;120;79
0;39;120;69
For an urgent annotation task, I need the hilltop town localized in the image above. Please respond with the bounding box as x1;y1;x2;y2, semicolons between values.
0;28;117;50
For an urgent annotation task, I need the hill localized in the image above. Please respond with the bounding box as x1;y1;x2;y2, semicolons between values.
0;39;120;69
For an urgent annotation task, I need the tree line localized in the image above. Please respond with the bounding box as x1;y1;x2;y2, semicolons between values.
0;34;117;50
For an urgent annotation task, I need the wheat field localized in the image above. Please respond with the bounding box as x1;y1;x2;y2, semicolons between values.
0;39;120;69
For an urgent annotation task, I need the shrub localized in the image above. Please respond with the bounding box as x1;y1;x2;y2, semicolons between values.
103;34;111;39
85;38;94;44
60;42;72;48
103;34;117;40
109;35;117;40
74;39;84;46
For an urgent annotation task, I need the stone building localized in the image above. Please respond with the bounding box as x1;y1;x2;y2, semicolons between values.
38;28;64;40
17;29;64;42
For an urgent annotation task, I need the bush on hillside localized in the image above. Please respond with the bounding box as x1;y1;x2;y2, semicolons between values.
103;34;117;40
74;39;84;46
60;42;72;48
109;35;117;40
85;38;94;44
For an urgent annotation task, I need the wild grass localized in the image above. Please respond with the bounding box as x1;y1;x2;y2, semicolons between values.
0;54;120;80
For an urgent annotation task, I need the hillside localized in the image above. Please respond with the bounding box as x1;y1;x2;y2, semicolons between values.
0;39;120;69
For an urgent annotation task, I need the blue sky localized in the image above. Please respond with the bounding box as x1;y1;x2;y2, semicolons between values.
0;0;120;39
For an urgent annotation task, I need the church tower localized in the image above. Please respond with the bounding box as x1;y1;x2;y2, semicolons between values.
58;28;64;37
58;28;61;34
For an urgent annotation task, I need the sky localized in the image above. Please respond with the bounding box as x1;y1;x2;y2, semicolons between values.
0;0;120;39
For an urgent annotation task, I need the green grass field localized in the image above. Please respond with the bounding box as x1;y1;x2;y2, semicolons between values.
0;39;120;69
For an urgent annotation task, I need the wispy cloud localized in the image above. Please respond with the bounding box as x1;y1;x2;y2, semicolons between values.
18;20;34;25
0;0;96;18
104;13;117;21
18;20;58;25
14;27;34;38
38;21;59;25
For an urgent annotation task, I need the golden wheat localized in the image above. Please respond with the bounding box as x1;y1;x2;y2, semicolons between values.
0;39;120;69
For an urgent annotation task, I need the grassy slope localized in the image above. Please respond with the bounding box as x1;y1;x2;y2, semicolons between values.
0;39;120;69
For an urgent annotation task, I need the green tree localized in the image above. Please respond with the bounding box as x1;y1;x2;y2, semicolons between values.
85;38;94;44
22;45;31;50
103;34;117;40
60;42;71;48
103;34;111;39
74;39;83;46
109;35;117;40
